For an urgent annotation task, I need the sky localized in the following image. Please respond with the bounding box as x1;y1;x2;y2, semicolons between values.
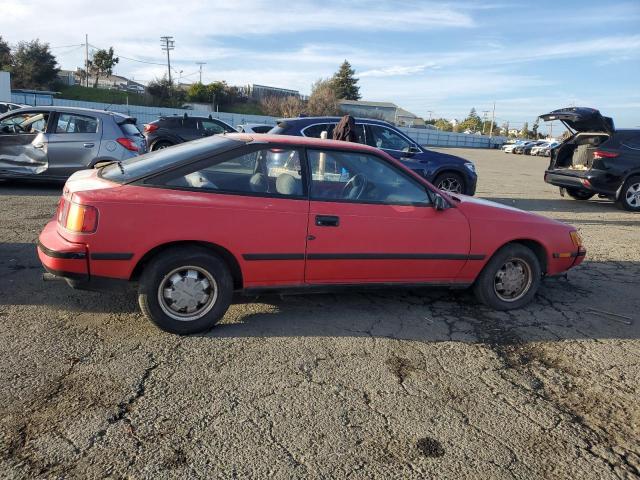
2;0;639;132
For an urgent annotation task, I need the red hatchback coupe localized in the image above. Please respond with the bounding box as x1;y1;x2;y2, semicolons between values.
37;134;585;334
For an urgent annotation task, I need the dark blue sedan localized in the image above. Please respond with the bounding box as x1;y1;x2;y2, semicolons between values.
269;117;477;195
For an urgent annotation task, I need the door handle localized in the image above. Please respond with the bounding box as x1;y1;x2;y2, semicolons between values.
83;143;95;148
315;215;340;227
33;143;45;149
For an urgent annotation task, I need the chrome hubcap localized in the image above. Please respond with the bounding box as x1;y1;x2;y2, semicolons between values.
493;258;532;302
625;183;640;207
438;177;463;194
158;266;217;321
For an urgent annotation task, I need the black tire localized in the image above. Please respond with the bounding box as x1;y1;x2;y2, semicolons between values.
473;244;541;310
616;176;640;212
565;187;595;201
152;140;173;151
138;247;233;334
434;172;466;195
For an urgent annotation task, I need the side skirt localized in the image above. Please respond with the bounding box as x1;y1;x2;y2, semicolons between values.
242;281;472;296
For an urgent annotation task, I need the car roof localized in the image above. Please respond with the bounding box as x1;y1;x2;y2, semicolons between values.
277;116;394;127
1;105;132;119
227;132;396;156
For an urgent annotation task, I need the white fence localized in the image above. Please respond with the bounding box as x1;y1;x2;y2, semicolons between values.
11;94;505;148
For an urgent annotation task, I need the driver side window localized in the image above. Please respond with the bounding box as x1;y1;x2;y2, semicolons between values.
308;149;431;206
0;112;49;134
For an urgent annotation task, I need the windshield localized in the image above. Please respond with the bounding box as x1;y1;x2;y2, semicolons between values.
100;135;245;183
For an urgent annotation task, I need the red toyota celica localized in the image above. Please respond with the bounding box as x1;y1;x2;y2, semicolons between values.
37;134;585;334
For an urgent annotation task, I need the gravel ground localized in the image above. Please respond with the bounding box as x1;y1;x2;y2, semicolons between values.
0;148;638;479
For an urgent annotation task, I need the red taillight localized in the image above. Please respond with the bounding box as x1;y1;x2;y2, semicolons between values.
116;137;139;152
593;150;618;159
57;198;98;233
144;123;158;133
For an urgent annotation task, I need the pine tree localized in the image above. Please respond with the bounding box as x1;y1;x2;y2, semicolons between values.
331;60;360;101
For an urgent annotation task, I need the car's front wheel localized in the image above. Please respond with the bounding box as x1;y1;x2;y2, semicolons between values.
434;172;465;195
138;247;233;334
617;176;640;212
565;187;595;201
473;244;541;310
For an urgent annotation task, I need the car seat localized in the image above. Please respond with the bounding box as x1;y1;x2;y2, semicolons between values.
276;173;302;196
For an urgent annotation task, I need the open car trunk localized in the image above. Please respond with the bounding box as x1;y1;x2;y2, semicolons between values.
540;107;614;172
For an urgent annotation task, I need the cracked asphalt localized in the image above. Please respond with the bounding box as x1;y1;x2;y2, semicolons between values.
1;148;639;479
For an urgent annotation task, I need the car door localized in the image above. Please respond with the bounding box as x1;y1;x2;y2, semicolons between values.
45;112;101;177
304;148;471;285
0;110;51;176
148;144;310;288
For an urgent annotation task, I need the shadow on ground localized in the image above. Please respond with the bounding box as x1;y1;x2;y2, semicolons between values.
2;241;638;345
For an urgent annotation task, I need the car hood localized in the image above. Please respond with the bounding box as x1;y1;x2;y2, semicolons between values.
450;194;569;227
539;107;614;135
416;149;468;166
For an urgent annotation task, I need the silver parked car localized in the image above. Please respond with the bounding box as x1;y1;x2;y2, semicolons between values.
0;106;146;180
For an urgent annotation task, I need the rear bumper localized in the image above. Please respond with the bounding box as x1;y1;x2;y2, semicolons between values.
37;220;130;292
544;169;620;196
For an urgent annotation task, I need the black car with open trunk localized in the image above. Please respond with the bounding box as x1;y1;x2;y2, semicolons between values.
541;107;640;211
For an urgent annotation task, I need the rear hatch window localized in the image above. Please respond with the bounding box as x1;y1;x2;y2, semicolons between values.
120;122;142;136
99;136;245;183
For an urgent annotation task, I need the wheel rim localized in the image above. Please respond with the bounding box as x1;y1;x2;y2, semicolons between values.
437;177;463;194
625;182;640;207
158;266;218;321
493;258;533;302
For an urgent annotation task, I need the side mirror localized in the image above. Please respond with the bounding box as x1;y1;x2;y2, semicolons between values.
402;145;420;157
433;193;448;211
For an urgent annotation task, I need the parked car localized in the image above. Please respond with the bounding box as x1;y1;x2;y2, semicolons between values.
523;141;548;155
513;141;537;154
0;106;145;181
0;102;28;114
269;117;477;195
143;114;236;151
530;142;549;156
541;107;640;211
535;142;559;157
237;123;273;134
502;141;525;153
37;133;585;334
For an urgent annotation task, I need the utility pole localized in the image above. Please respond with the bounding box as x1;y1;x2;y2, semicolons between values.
489;101;496;143
160;36;175;84
85;34;89;88
196;62;206;83
427;110;433;121
481;110;489;135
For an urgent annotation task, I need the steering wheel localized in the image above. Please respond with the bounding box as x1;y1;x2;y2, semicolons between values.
11;123;25;134
342;173;368;200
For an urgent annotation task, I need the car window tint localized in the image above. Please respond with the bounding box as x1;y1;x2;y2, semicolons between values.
368;125;411;151
252;125;272;133
303;123;335;138
201;120;226;134
183;118;198;128
164;148;304;197
55;114;98;134
307;149;430;205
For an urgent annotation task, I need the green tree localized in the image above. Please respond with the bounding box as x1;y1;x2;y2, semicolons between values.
331;60;360;101
520;121;529;138
88;47;119;88
11;40;59;90
307;78;340;116
458;108;482;133
0;36;11;71
186;82;209;103
532;118;540;139
434;118;452;131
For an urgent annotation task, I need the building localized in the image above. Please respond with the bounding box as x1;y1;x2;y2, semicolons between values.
247;84;300;101
338;100;427;127
57;69;76;86
77;72;145;92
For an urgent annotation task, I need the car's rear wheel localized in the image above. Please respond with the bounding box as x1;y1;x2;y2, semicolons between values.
138;247;233;334
617;176;640;212
152;140;173;151
434;172;465;194
565;187;595;201
473;244;541;310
